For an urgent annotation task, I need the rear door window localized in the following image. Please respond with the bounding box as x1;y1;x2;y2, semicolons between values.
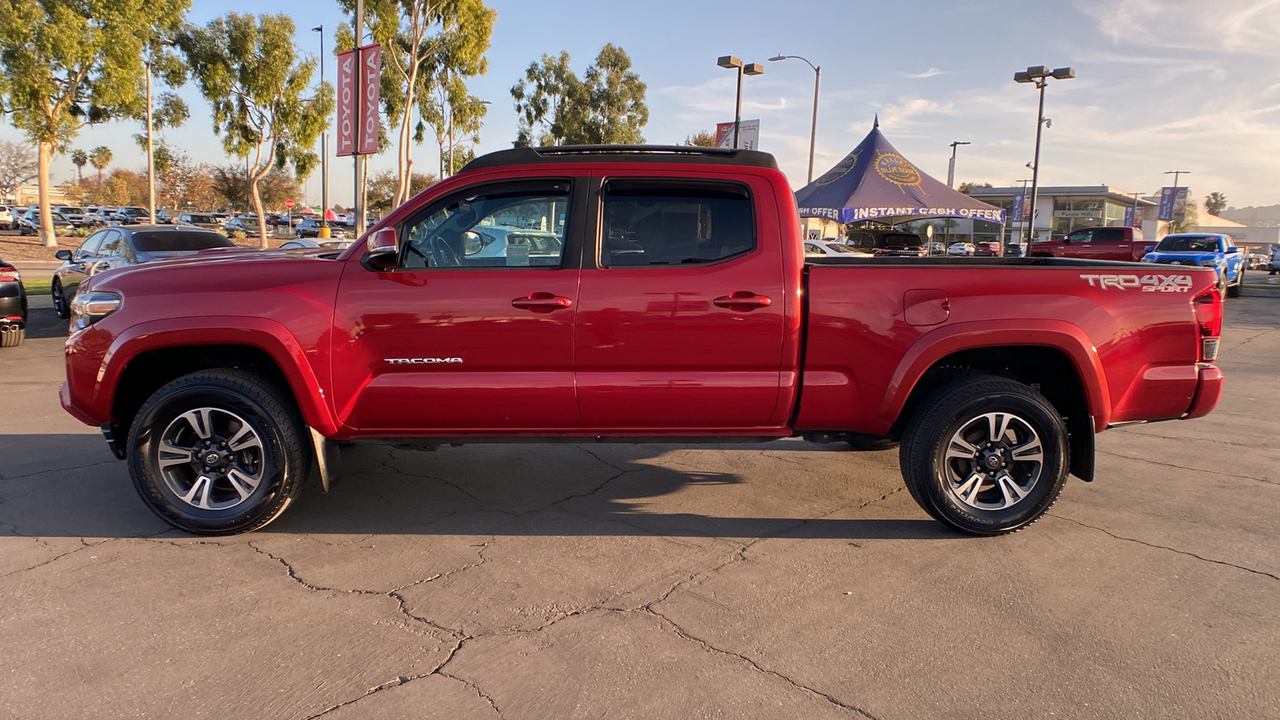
1094;227;1124;243
600;180;755;267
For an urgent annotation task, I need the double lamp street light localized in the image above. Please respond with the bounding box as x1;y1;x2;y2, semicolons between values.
716;55;763;150
1014;64;1074;248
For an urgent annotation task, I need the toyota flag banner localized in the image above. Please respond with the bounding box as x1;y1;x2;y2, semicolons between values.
335;44;381;157
357;44;381;155
335;49;356;157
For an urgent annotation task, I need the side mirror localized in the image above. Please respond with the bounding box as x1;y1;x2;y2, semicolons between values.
1226;246;1239;254
363;227;397;271
1144;245;1154;254
55;249;72;261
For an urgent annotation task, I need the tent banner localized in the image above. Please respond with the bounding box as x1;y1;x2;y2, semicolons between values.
801;205;1006;224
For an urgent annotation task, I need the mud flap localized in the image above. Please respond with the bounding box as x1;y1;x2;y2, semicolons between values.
1068;413;1095;482
309;426;340;492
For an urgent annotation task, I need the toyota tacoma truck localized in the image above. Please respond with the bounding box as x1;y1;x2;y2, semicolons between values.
60;146;1225;536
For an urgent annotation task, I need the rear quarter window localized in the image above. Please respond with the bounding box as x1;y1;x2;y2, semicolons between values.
600;180;755;267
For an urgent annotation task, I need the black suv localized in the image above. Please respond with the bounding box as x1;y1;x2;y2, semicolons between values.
0;257;28;347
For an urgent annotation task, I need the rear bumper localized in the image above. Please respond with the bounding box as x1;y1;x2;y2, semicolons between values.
1183;366;1224;420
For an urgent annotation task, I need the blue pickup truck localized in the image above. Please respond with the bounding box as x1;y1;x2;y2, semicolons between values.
1141;233;1246;298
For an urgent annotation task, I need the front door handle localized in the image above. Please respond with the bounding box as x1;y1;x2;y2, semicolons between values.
512;292;572;312
714;291;772;311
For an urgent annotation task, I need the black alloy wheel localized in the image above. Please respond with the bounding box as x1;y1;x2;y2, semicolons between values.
900;375;1069;535
128;369;309;535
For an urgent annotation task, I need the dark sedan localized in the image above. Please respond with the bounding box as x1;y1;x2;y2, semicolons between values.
51;225;236;319
0;256;27;347
17;209;73;236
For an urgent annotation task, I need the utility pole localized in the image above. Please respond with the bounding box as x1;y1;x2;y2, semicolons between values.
312;26;329;235
353;0;366;234
946;140;970;189
145;61;156;224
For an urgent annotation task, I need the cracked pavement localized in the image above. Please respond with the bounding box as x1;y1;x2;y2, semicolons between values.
1;296;1277;719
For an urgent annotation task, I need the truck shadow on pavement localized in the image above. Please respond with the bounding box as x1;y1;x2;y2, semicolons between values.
0;433;950;541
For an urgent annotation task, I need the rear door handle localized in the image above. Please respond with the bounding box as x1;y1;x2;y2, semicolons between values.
512;292;572;312
714;291;772;310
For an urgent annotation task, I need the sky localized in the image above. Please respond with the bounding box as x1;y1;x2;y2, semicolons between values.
6;0;1280;210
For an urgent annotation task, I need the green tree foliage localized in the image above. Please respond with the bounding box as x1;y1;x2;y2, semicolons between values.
1205;192;1227;216
177;13;334;246
684;130;717;147
340;0;495;207
70;148;88;183
366;169;435;213
0;0;189;246
0;140;38;201
511;44;648;147
958;182;993;194
208;164;300;214
133;92;190;176
88;146;113;186
84;168;149;207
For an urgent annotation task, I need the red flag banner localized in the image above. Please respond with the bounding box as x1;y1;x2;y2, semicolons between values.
335;49;357;157
357;43;382;155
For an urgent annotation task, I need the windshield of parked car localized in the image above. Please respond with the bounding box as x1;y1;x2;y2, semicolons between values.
57;206;84;214
185;214;216;224
824;243;859;254
1156;236;1220;253
132;231;235;252
236;217;259;228
122;207;147;216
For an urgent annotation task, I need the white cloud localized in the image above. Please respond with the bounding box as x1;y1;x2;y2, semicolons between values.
1080;0;1280;55
904;68;946;79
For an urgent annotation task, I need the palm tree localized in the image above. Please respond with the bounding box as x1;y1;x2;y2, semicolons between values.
88;146;112;187
70;149;87;184
1205;192;1228;216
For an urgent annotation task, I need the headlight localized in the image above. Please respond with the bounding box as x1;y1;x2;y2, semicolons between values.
69;290;122;334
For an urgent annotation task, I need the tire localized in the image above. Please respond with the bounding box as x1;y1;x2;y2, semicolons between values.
1227;268;1243;298
0;325;23;347
127;369;310;535
51;279;69;320
899;375;1069;536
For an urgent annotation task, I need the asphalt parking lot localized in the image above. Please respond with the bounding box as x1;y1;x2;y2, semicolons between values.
1;294;1277;719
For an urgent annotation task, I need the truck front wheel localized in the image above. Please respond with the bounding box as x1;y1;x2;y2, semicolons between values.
900;376;1069;535
127;369;309;535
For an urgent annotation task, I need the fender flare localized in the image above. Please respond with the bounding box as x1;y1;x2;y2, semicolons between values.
879;319;1112;432
96;316;342;437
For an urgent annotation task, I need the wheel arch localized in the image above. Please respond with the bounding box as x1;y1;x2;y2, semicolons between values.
883;324;1108;481
100;320;340;452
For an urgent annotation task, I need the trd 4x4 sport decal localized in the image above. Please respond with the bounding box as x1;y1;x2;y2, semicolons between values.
1081;274;1193;292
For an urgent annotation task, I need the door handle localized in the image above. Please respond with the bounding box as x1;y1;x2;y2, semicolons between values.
714;291;772;310
512;292;572;312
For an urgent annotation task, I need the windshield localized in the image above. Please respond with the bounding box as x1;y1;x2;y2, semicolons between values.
57;206;84;214
185;214;216;224
1156;236;1220;253
133;231;235;252
123;207;147;216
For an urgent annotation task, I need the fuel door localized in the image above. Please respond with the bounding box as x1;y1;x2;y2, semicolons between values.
904;288;950;326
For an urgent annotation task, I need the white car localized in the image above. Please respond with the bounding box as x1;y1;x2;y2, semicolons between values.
804;240;873;258
948;242;976;256
464;225;562;261
0;205;13;228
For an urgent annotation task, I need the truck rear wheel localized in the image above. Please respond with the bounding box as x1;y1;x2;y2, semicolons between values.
900;376;1069;535
127;369;309;535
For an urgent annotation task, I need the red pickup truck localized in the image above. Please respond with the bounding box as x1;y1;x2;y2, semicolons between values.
60;146;1225;537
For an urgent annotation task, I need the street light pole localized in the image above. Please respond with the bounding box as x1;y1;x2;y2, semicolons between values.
717;56;763;149
145;60;155;224
946;140;970;189
1014;65;1074;249
312;26;328;232
768;54;820;183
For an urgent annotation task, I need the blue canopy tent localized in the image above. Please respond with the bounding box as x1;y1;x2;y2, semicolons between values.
795;119;1006;242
